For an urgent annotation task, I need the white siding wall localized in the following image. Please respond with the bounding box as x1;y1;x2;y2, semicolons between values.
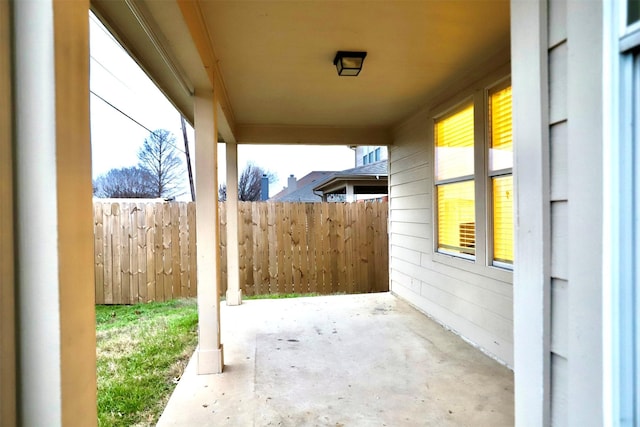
388;62;513;366
355;146;388;167
548;1;569;423
549;1;604;424
565;1;603;424
512;0;604;425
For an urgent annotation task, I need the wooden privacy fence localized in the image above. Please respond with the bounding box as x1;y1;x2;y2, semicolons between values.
221;202;389;296
94;201;389;304
94;201;197;304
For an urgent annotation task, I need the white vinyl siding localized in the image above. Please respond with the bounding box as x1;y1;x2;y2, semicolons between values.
549;2;570;424
389;61;513;366
513;1;605;424
565;1;604;424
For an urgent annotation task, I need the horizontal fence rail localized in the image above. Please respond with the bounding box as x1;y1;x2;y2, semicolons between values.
94;201;388;304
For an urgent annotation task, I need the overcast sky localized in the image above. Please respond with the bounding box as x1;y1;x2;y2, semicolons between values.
89;14;355;200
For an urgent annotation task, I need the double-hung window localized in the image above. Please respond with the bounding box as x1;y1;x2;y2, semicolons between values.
434;82;513;269
435;103;475;258
488;85;513;267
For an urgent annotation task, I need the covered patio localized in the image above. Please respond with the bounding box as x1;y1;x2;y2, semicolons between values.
3;0;615;425
158;293;513;426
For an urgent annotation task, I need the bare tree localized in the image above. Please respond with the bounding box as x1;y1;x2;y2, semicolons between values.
93;167;156;198
218;163;276;202
239;163;276;201
137;129;184;198
218;184;227;202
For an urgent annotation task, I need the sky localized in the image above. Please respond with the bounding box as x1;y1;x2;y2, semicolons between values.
89;14;355;200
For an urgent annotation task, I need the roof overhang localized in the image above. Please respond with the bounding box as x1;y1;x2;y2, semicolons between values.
90;0;510;146
314;174;388;195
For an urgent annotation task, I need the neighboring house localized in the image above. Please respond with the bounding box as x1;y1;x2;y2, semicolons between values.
270;161;388;203
355;146;387;167
3;1;635;426
268;171;333;202
313;161;388;202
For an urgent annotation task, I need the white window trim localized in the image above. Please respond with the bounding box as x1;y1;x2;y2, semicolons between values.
433;97;477;260
431;76;513;282
485;79;513;271
604;1;639;425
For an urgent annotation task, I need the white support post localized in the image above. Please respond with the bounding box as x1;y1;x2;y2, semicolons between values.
566;1;604;424
0;1;16;424
346;183;355;202
511;0;551;425
13;0;97;424
194;89;224;374
225;142;242;305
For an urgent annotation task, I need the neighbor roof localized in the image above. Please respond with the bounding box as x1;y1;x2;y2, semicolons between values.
269;171;335;202
313;161;388;193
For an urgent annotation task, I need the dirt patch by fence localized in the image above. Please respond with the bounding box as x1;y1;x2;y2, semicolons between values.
94;201;388;304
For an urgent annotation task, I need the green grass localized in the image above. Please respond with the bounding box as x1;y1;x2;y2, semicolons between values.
96;299;198;427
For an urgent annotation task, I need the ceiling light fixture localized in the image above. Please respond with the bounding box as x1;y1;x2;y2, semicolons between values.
333;51;367;76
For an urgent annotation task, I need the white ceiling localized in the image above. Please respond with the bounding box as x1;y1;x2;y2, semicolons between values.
200;0;510;127
92;0;510;141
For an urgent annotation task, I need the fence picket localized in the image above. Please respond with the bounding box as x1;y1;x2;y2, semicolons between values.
136;202;146;303
187;203;197;297
154;204;164;302
258;203;270;293
120;203;131;305
267;202;278;294
305;203;318;294
94;202;105;304
162;203;173;300
145;203;156;302
171;203;181;299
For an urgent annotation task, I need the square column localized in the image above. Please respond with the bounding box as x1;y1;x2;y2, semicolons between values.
12;0;97;425
225;142;242;305
0;1;16;424
511;1;551;425
194;89;224;374
346;183;355;202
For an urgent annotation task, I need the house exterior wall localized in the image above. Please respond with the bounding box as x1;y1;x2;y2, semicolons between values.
356;146;388;167
388;59;513;366
512;0;604;425
565;2;603;424
548;1;569;424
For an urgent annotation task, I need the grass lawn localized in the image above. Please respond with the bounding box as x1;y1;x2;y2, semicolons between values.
96;299;198;426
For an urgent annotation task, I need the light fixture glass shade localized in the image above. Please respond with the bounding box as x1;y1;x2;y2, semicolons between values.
333;51;367;76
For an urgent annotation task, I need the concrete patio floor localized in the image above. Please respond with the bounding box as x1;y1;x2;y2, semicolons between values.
158;292;513;426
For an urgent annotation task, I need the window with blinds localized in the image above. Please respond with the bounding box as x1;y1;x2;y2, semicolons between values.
435;104;475;257
489;85;513;265
435;104;474;181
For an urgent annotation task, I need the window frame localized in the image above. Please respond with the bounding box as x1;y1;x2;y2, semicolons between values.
431;77;513;279
606;1;640;424
486;79;514;270
433;98;476;261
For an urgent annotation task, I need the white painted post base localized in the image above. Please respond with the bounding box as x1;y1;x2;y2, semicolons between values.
197;345;224;374
226;289;242;306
